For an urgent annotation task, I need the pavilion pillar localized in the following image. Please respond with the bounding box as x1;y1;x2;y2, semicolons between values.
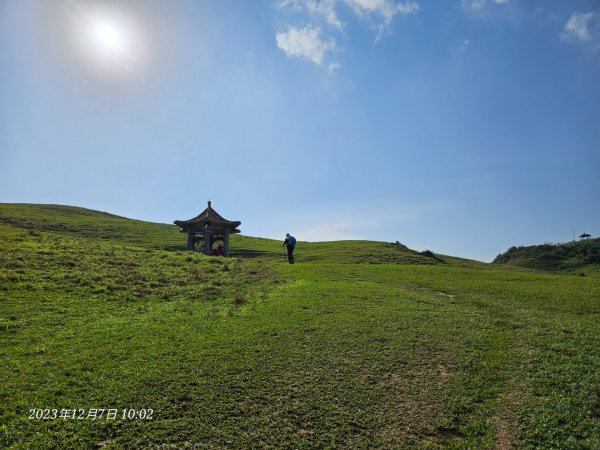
224;228;230;257
203;230;212;255
186;231;194;251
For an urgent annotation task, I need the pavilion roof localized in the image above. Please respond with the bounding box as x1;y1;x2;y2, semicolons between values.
174;201;241;230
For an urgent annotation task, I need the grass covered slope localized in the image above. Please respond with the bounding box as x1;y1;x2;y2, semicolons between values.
2;204;600;448
0;204;184;249
0;203;446;265
493;238;600;277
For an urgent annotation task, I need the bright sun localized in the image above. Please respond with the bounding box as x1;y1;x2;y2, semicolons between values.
81;13;138;73
90;20;128;59
92;22;123;52
65;4;150;77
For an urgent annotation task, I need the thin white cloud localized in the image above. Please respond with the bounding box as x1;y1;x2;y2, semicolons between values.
276;0;304;10
259;200;455;242
278;0;343;28
276;25;336;65
275;0;420;69
343;0;420;26
461;0;484;11
560;11;600;50
308;0;343;28
328;61;341;72
295;219;380;241
278;0;420;31
460;0;511;13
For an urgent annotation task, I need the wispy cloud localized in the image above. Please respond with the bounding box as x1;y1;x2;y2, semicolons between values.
560;11;600;52
279;0;420;29
328;61;341;73
277;0;343;28
344;0;420;39
460;0;511;13
310;0;344;28
275;0;420;68
276;25;336;65
276;0;421;48
295;219;380;241
460;0;484;12
458;38;470;51
343;0;420;26
260;200;456;243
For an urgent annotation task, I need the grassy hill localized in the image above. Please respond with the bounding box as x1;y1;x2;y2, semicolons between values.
0;203;458;265
493;238;600;278
1;204;600;449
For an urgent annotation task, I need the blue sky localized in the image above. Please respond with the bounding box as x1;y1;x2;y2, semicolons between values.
1;0;599;261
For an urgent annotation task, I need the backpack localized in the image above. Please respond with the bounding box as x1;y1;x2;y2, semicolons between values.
289;236;296;246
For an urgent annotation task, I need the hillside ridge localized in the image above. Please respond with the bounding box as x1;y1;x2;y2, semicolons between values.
493;237;600;277
0;203;457;266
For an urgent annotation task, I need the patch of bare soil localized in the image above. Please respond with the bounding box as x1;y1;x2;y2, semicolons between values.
372;352;457;447
493;391;519;450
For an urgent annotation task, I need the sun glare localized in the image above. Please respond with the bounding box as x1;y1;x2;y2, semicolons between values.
49;2;159;80
73;6;146;76
92;22;123;52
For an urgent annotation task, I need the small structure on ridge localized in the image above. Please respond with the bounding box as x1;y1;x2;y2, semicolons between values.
579;233;592;241
174;201;241;256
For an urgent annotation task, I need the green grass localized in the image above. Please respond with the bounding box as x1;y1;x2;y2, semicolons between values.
494;238;600;278
1;204;600;448
0;204;183;249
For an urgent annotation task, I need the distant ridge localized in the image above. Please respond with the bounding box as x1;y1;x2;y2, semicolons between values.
493;238;600;277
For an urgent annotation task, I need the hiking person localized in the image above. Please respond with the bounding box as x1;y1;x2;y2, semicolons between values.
283;233;296;264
